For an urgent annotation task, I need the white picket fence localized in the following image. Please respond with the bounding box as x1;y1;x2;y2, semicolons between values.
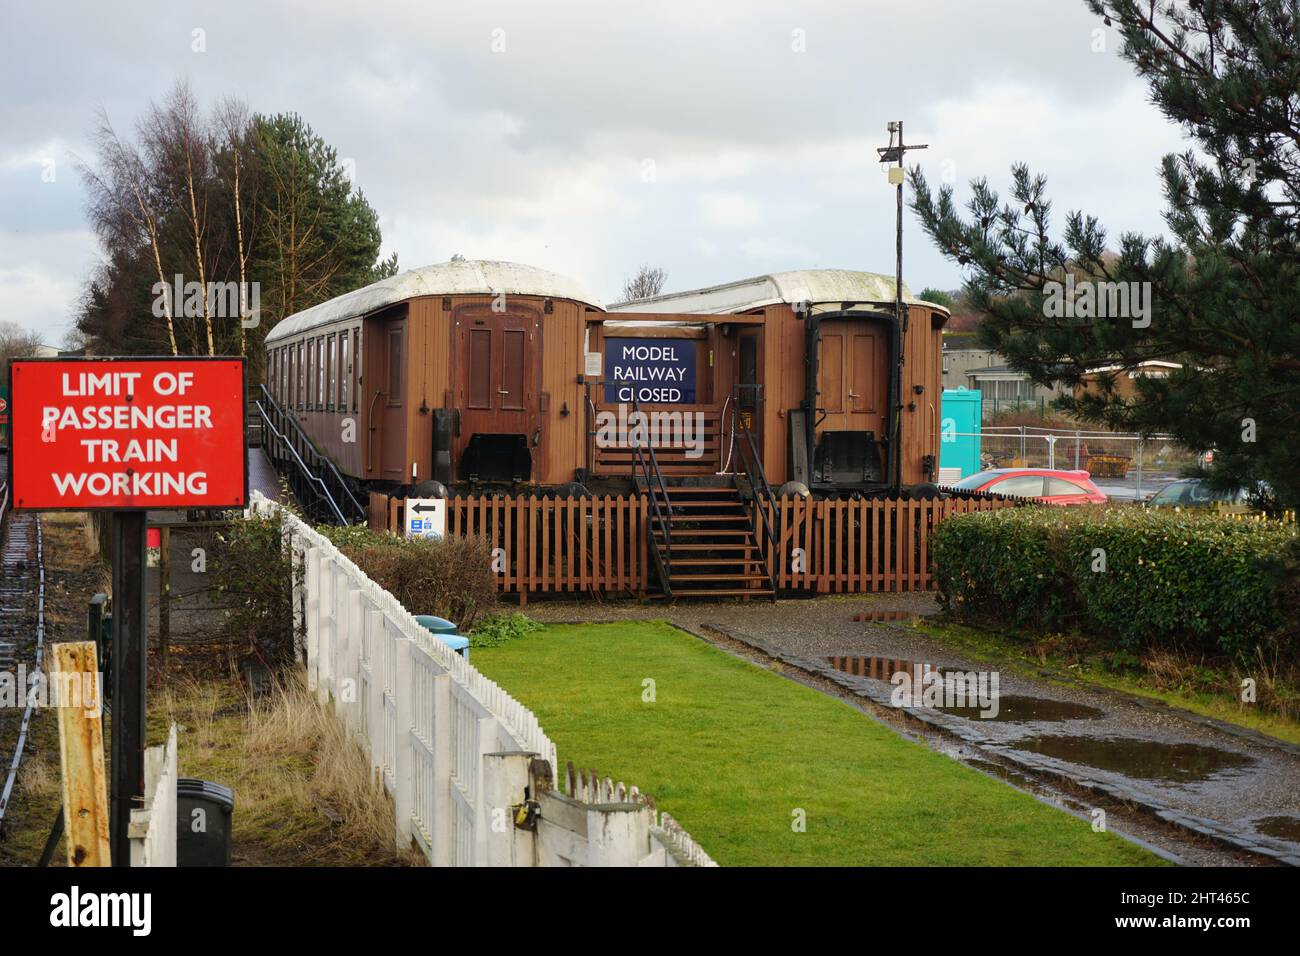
248;492;716;867
129;723;178;866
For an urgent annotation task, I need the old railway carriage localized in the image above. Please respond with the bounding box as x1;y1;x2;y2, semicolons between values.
608;269;950;494
261;260;949;501
262;260;605;492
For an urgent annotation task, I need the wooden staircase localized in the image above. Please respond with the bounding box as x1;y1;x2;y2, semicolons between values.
646;480;776;600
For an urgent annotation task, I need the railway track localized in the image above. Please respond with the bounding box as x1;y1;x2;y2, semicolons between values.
0;451;47;831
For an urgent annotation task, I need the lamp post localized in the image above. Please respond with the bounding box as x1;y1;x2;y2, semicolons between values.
877;122;927;491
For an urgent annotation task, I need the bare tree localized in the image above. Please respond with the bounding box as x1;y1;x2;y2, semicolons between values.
620;265;667;302
142;82;215;354
80;109;180;354
0;321;46;377
214;96;255;355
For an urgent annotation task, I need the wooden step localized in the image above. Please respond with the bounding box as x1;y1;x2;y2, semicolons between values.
660;502;743;509
668;573;771;583
668;514;751;523
660;542;760;552
656;485;740;494
669;557;767;567
654;528;754;537
669;588;776;598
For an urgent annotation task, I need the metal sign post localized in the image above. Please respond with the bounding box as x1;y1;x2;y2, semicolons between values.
109;511;147;866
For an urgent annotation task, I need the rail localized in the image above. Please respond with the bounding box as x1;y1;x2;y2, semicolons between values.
627;394;674;596
730;384;779;592
0;507;44;829
255;384;365;525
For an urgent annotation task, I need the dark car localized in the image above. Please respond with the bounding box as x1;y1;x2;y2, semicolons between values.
1145;478;1257;510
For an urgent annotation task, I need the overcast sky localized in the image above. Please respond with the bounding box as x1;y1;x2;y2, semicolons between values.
0;0;1190;343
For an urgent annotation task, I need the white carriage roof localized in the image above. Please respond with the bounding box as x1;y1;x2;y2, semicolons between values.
264;259;605;343
610;269;949;315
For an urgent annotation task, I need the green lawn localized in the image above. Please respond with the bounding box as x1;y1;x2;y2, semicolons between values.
474;621;1164;867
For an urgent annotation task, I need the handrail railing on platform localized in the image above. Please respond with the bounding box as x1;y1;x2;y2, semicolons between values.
255;385;365;525
627;394;674;596
730;384;779;594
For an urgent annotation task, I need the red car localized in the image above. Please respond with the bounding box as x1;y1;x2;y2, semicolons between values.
947;468;1107;505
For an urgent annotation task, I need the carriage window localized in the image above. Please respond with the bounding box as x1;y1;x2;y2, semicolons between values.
339;332;350;411
307;339;316;410
327;334;337;411
317;336;326;408
352;329;361;413
280;348;288;404
387;328;403;404
297;342;305;410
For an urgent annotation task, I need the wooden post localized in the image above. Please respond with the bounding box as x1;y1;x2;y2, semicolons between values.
53;641;111;867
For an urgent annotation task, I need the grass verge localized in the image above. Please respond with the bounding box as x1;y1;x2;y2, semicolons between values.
474;620;1165;867
0;514;413;867
906;617;1300;747
151;670;418;866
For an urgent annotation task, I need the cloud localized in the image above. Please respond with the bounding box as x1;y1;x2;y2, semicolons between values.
698;192;763;229
0;0;1193;337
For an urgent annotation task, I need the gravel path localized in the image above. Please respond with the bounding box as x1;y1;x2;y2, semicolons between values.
525;592;1300;865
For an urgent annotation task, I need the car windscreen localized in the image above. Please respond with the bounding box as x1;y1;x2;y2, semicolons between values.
950;470;1001;490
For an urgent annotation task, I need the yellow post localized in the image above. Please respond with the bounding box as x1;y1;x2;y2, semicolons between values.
53;641;111;866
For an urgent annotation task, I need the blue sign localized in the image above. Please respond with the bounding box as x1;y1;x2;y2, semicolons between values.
603;338;697;404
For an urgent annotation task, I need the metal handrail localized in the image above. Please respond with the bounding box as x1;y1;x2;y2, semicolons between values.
256;385;365;524
255;402;349;525
627;395;674;595
731;385;779;593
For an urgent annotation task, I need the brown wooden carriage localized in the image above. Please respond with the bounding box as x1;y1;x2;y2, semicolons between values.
262;260;950;499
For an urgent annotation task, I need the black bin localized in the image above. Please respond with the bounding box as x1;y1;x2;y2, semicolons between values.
176;778;235;866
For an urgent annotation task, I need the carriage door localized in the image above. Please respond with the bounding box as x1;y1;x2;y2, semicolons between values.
454;307;540;480
817;319;888;438
374;316;409;481
735;330;762;452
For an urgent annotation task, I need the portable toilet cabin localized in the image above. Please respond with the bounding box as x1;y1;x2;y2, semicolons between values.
939;389;981;482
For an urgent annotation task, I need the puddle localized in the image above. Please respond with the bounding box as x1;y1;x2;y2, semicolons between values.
826;656;944;681
851;610;918;622
1012;735;1256;783
1253;815;1300;843
935;695;1104;723
964;758;1040;791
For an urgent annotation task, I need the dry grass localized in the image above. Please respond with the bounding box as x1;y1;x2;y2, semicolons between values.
1139;645;1300;723
157;668;420;866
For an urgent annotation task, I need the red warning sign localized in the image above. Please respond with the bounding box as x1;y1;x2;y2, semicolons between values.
8;357;247;511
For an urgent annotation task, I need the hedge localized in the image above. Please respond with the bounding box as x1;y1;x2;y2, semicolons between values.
931;507;1300;659
317;525;498;628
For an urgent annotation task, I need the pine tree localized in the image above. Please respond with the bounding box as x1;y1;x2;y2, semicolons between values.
908;0;1300;506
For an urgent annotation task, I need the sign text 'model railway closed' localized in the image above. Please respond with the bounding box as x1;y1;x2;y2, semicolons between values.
9;357;247;510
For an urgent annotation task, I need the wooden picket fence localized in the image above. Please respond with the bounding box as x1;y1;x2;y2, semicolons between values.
760;494;1017;594
376;491;1016;599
